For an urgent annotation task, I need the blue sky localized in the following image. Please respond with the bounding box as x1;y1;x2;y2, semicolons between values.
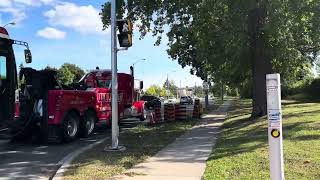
0;0;203;88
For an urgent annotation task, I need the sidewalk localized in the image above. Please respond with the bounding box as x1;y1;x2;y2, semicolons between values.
112;100;232;180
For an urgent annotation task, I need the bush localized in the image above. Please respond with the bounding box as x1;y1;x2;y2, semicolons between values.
306;78;320;98
282;78;313;98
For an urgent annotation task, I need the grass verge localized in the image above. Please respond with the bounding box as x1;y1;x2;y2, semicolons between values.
63;119;198;180
204;99;320;179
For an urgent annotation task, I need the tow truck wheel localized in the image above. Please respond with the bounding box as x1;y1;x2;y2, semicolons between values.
62;112;79;142
80;110;96;138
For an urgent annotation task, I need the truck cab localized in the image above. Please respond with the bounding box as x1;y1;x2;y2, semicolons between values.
79;69;146;123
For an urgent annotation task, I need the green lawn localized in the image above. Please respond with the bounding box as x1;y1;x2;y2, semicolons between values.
63;120;198;180
204;99;320;179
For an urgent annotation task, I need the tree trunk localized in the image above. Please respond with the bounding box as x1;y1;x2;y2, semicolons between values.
248;7;273;118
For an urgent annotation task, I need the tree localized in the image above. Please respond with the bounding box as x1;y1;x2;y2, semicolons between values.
145;85;162;96
101;0;320;117
159;88;167;97
57;67;74;85
54;63;85;85
59;63;85;82
17;63;24;87
163;80;177;97
194;86;204;98
316;57;320;76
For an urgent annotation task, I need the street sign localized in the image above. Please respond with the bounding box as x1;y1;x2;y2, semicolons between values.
266;74;284;180
203;82;209;90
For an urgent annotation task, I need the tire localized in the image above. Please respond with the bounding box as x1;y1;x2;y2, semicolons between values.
139;107;148;121
62;112;79;142
80;110;96;138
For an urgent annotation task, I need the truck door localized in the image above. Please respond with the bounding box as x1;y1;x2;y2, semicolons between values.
0;38;17;129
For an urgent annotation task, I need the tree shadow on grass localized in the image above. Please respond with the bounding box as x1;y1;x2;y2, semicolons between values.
207;100;320;162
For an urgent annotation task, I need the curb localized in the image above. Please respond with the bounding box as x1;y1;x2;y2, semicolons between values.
51;137;108;180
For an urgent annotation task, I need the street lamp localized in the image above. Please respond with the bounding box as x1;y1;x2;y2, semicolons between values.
131;58;146;103
132;58;146;67
3;22;16;27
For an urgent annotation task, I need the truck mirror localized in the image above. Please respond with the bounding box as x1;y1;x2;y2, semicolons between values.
0;57;7;80
24;49;32;63
140;81;143;90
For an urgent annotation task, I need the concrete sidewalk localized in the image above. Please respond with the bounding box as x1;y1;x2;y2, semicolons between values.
112;101;232;180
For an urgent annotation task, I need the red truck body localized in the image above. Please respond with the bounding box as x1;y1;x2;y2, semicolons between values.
47;90;96;125
1;25;144;141
47;70;145;126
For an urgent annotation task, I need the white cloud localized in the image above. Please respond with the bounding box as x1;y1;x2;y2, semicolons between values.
0;0;12;7
40;0;54;5
37;27;66;39
44;2;107;35
13;0;55;6
0;7;26;23
0;0;56;25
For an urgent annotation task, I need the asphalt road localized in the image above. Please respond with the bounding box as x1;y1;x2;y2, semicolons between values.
0;118;142;180
0;98;215;180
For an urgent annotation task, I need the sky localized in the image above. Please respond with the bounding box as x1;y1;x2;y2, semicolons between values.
0;0;203;89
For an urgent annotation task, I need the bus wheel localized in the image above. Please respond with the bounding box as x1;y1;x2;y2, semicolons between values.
80;110;96;138
62;112;79;142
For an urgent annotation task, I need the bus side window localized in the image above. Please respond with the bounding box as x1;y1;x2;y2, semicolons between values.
0;56;7;80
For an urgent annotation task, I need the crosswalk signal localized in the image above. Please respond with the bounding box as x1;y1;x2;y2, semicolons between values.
117;20;133;47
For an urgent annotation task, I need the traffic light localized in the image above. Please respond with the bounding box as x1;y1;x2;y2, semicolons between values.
117;20;133;47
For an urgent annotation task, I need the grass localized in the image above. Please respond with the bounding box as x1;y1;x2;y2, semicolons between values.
63;119;198;180
285;93;320;102
204;98;320;179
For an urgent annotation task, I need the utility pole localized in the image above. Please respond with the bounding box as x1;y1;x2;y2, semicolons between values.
105;0;125;152
166;74;169;99
204;79;209;108
221;82;224;102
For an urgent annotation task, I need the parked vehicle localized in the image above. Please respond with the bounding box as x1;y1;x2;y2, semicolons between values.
180;96;193;104
167;97;177;104
140;95;161;109
0;26;146;143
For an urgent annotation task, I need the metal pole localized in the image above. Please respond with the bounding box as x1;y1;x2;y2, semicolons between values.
167;74;169;99
221;82;224;102
111;0;119;149
205;89;209;108
266;74;284;180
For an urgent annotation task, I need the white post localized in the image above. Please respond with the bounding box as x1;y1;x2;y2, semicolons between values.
111;0;119;149
266;73;284;180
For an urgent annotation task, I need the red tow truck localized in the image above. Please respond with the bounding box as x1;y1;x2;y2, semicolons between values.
0;26;146;143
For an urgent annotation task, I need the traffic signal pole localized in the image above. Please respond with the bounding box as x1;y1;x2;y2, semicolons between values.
105;0;125;151
111;0;119;150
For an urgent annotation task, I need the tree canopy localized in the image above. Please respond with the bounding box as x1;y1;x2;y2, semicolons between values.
101;0;320;117
44;63;85;85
